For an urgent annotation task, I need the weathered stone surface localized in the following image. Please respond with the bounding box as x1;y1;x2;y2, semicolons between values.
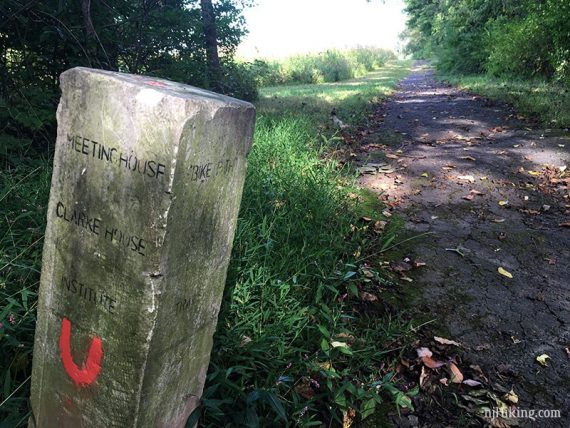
29;67;255;427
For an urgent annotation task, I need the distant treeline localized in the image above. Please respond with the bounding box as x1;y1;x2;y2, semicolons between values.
403;0;570;83
245;47;396;87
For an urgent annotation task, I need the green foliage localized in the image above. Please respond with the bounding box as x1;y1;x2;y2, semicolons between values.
0;160;51;426
0;0;251;163
249;47;396;87
192;62;415;426
404;0;570;85
484;0;570;84
0;61;414;426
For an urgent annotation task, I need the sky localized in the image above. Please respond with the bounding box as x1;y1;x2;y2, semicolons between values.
237;0;408;59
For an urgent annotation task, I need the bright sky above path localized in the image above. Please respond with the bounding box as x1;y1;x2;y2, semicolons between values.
237;0;407;59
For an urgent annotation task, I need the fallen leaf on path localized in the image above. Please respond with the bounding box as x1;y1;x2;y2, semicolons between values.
417;347;432;358
448;362;464;383
417;347;445;369
528;170;541;176
498;200;509;206
558;144;565;148
413;260;427;268
385;153;398;159
462;379;482;387
458;175;475;183
462;189;484;200
434;336;462;346
544;257;556;265
419;366;429;388
461;156;476;161
491;218;505;223
498;267;513;279
565;348;570;358
421;172;429;177
422;356;446;369
536;354;550;366
559;222;570;228
503;389;519;404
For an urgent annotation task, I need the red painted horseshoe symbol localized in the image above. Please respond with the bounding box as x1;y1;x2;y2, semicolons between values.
59;317;103;387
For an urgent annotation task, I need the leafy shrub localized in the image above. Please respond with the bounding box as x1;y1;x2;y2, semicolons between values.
220;60;259;101
252;47;396;87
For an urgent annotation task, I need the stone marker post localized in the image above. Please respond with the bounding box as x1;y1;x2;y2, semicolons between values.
29;67;255;427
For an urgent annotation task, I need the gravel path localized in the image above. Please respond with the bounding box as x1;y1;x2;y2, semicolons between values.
357;64;570;426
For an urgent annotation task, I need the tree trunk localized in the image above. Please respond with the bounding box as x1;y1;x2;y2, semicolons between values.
200;0;222;92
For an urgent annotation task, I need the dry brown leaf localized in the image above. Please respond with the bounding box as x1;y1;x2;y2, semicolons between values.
413;260;427;268
448;362;464;383
461;156;476;161
458;175;475;183
419;366;429;388
504;389;519;404
416;347;432;358
422;356;446;369
559;222;570;228
434;336;462;347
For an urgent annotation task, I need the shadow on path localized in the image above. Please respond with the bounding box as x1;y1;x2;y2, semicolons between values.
357;63;570;426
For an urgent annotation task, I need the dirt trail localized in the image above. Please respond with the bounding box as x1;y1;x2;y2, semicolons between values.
357;64;570;426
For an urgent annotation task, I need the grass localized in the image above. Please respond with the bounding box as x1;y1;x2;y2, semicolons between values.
199;60;414;426
0;60;414;427
438;72;570;128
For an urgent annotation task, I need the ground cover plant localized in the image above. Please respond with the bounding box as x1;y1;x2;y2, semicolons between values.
1;61;413;426
194;60;415;426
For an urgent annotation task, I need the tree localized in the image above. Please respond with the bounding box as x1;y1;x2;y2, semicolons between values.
200;0;222;92
0;0;250;161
